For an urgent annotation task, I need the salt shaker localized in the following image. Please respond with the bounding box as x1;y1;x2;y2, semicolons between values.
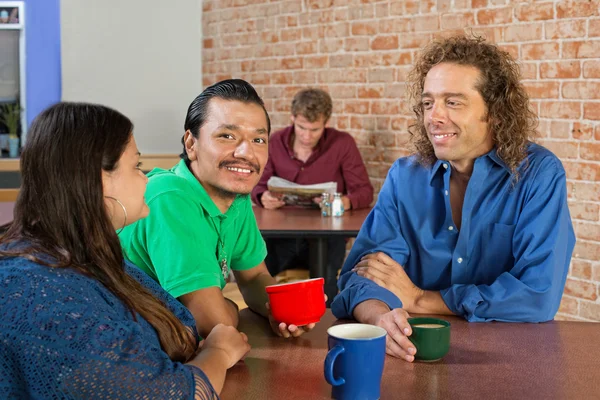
331;192;345;217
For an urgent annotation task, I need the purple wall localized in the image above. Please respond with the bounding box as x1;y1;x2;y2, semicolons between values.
21;0;61;126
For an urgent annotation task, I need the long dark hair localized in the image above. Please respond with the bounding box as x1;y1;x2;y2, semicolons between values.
0;102;196;362
180;78;271;165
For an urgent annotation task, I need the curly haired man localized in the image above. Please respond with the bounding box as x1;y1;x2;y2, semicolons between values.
332;35;575;362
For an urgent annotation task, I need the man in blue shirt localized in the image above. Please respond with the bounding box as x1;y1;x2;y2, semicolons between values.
331;35;576;362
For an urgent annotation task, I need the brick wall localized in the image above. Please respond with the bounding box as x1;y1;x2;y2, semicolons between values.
202;0;600;321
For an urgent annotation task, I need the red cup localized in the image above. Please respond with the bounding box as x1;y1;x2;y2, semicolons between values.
265;277;326;326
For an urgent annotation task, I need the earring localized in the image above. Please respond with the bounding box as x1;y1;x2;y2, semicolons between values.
105;196;128;234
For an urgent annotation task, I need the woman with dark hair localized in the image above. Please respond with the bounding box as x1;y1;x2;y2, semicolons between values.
0;102;250;399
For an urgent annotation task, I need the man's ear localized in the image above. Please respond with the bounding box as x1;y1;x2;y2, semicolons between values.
290;115;296;125
184;130;197;161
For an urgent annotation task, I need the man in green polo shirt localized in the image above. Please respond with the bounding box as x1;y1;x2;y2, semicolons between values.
120;79;315;339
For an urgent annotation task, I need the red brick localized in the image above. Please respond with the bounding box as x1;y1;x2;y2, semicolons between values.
330;54;353;68
348;4;376;20
580;301;600;321
570;259;594;279
376;117;390;130
556;0;600;18
580;143;600;161
344;37;370;51
572;182;600;202
539;101;581;119
319;38;345;53
471;0;487;8
391;117;410;131
371;35;399;50
441;12;475;30
563;82;600;100
563;41;600;59
304;56;328;69
594;264;600;281
376;3;389;18
515;2;554;21
358;86;384;99
583;61;600;79
498;44;519;59
280;28;301;42
595;125;600;141
344;100;370;114
522;42;559;60
250;72;271;85
293;71;316;84
575;221;600;242
370;101;400;115
523;81;559;99
368;132;397;148
379;18;413;34
590;19;600;37
351;22;377;36
539;140;579;159
306;0;334;10
296;41;317;54
584;103;600;120
414;15;439;32
569;202;600;222
558;296;579;316
384;149;411;164
334;8;348;21
399;33;433;49
318;69;367;83
272;43;296;57
476;7;512;24
504;23;543;42
540;61;581;79
549;120;570;139
563;161;600;181
572;122;594;140
545;20;586;39
382;52;413;66
368;68;395;83
520;63;537;80
321;22;350;38
384;83;406;99
469;27;504;43
574;240;600;261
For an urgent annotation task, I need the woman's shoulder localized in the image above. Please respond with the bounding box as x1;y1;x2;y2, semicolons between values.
0;256;121;311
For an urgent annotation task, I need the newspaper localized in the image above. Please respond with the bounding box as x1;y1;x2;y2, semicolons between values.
267;176;337;207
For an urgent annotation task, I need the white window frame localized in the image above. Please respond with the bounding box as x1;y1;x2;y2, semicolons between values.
0;1;26;143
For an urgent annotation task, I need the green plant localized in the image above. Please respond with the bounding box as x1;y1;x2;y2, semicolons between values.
0;102;22;139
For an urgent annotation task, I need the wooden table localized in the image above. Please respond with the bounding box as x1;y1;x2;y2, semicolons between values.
252;206;371;302
222;308;600;399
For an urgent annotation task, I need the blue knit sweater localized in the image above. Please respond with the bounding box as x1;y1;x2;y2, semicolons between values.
0;256;217;399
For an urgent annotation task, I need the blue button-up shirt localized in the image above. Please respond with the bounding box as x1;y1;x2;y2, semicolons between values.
332;143;575;322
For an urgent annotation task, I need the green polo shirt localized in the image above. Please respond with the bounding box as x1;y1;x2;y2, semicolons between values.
119;160;267;299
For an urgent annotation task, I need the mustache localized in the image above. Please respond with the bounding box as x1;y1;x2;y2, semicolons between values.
219;160;260;173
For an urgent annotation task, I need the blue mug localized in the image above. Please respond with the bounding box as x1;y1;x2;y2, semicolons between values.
324;323;387;400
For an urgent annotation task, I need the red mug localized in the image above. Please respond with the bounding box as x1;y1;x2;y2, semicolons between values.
265;277;326;326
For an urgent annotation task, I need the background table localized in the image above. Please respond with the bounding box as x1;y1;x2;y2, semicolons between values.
252;206;371;303
222;309;600;399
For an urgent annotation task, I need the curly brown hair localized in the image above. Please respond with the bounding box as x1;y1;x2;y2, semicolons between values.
291;88;333;122
407;35;538;178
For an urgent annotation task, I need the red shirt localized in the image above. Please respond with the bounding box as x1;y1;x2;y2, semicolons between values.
252;125;374;209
